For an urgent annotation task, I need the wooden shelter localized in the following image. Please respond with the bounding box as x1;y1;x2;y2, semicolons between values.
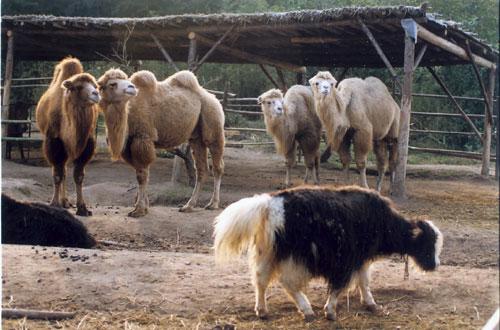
2;5;498;198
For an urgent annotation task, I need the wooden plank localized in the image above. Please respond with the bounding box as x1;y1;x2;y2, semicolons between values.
193;33;306;73
481;68;495;176
465;40;493;123
192;26;234;73
2;137;42;142
358;18;402;89
410;129;478;136
225;109;263;116
1;119;35;124
427;67;483;141
409;146;496;161
151;33;179;72
416;23;496;70
412;111;495;119
391;34;414;199
2;30;14;159
394;92;498;103
225;127;267;132
2;308;76;320
290;36;340;44
259;64;280;89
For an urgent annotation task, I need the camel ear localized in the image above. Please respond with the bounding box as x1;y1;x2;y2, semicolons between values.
331;78;338;87
62;79;73;90
257;96;263;105
308;78;315;87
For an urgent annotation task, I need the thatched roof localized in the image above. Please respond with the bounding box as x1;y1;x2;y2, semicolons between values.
2;6;498;68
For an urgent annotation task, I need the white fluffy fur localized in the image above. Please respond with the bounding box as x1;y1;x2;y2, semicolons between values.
426;220;444;266
214;194;286;263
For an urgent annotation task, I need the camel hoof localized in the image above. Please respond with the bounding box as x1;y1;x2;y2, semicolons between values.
76;206;92;217
255;309;268;319
325;312;337;321
204;202;219;210
303;313;315;322
61;198;72;209
128;208;147;218
366;304;383;315
179;205;194;213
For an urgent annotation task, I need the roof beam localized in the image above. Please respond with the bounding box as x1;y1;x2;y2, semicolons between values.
191;32;306;73
416;23;496;70
151;34;179;72
192;26;234;73
259;64;280;89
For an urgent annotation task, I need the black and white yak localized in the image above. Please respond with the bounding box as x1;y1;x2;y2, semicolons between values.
1;194;95;248
213;186;443;321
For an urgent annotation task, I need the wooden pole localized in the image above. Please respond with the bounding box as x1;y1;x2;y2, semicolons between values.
391;34;415;199
259;64;280;89
193;33;306;73
413;44;428;70
427;67;483;141
151;34;179;72
275;67;288;92
2;30;14;159
296;72;305;85
192;26;234;73
481;68;495;176
465;41;493;123
187;32;197;71
2;308;76;320
416;24;496;70
358;18;402;89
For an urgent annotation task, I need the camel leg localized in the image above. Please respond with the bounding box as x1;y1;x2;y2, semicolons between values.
386;137;398;186
279;260;314;321
44;137;68;207
353;129;372;189
73;138;95;216
127;138;155;218
252;251;274;319
285;145;296;187
373;140;388;192
303;152;317;185
314;153;320;184
338;138;352;184
59;166;72;209
180;140;208;212
205;143;224;210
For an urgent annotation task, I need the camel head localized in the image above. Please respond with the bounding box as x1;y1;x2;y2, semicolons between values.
258;89;285;118
62;73;100;105
98;69;137;104
309;71;337;98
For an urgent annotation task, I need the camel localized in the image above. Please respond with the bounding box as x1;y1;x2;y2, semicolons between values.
97;69;224;217
35;57;100;216
258;86;322;186
309;71;400;191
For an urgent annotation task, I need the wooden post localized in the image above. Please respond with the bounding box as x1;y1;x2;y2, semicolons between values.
151;34;179;72
172;33;197;185
482;68;496;176
2;30;14;159
192;26;234;73
275;67;288;92
259;64;280;89
296;72;305;85
391;34;415;199
465;41;493;123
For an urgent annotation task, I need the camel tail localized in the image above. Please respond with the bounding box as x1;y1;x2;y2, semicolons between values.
213;193;275;263
130;70;157;91
167;70;202;93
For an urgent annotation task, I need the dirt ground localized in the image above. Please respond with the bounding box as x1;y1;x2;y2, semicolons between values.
2;147;499;329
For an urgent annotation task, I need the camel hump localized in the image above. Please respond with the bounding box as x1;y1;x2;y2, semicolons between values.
57;57;84;81
287;85;315;115
167;70;202;92
130;70;157;91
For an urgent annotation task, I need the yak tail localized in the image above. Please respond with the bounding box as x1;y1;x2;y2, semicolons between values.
213;193;274;263
130;70;157;91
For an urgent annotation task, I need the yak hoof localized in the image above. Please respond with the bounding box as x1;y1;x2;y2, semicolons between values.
303;313;315;322
76;205;92;217
366;304;383;315
128;208;147;218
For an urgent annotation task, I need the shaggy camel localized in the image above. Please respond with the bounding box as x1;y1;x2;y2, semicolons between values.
36;57;100;216
258;86;321;186
309;71;399;191
97;69;224;216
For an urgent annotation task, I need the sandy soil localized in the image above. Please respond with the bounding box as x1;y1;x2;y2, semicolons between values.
2;147;499;329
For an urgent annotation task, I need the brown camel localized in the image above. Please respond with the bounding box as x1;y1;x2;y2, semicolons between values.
309;71;400;191
97;69;225;217
35;57;100;216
